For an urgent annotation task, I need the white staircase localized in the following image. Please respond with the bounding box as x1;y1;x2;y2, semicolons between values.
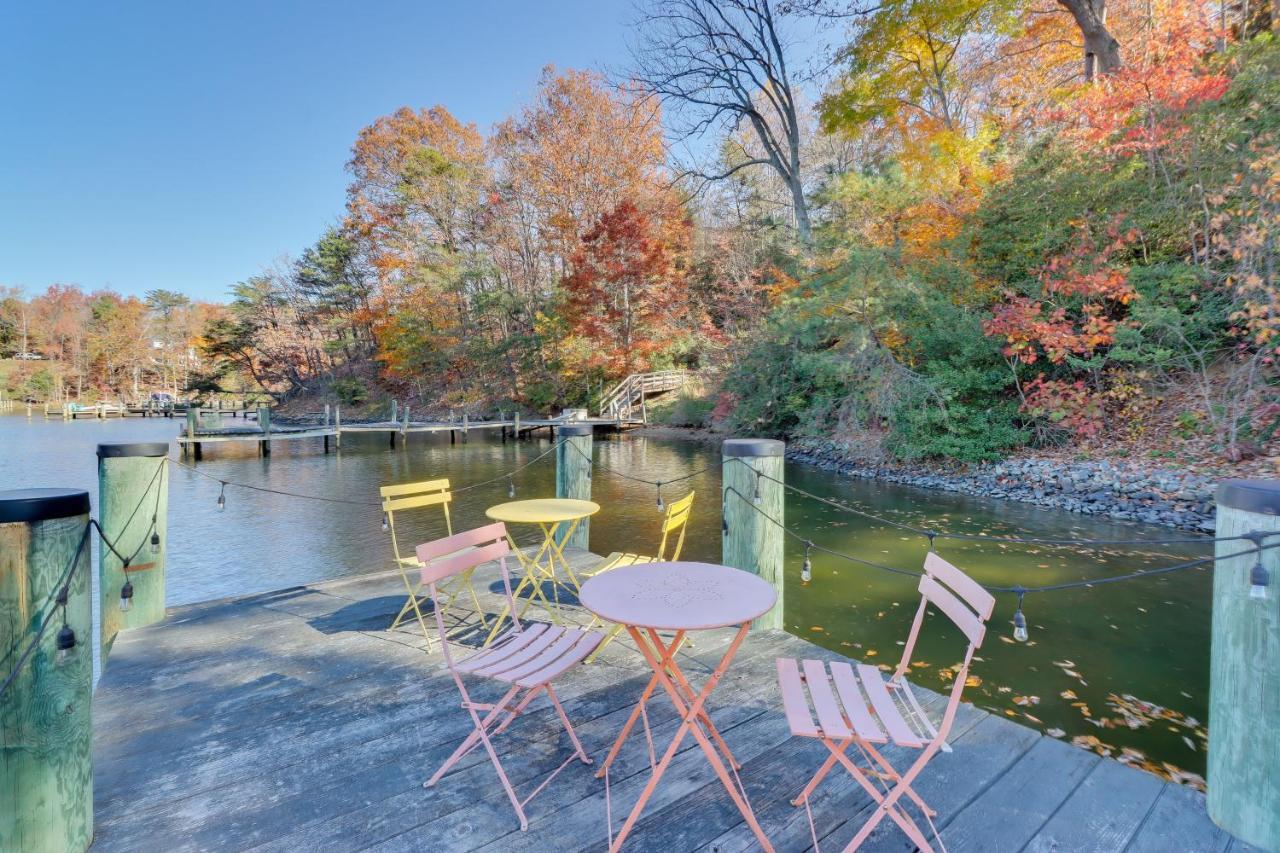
599;370;689;422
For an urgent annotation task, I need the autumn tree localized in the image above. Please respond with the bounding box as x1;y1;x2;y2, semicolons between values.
562;201;690;375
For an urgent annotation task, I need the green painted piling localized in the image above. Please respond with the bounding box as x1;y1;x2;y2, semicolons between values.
1208;479;1280;849
0;489;93;853
555;424;593;550
258;406;271;456
721;438;784;630
97;443;170;656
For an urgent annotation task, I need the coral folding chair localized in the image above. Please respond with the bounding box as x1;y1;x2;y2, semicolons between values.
418;523;603;830
579;490;694;663
380;478;487;646
776;551;995;852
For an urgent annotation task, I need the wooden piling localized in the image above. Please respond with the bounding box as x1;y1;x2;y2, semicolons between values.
334;405;341;448
555;424;593;550
1208;479;1280;849
514;411;521;439
0;488;93;852
390;400;398;425
96;443;169;656
462;411;469;442
258;406;271;456
721;438;785;630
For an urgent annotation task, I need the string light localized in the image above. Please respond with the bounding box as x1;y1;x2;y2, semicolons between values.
55;624;77;666
508;476;517;499
656;482;665;513
1250;559;1270;601
54;580;76;664
381;512;390;533
119;579;134;612
801;541;813;584
1012;586;1029;642
216;482;226;510
149;530;161;556
752;471;762;506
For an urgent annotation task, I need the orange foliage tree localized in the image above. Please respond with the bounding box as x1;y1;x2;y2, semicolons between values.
562;201;690;375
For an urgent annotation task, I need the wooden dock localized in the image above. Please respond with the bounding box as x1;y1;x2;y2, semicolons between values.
90;549;1243;852
176;417;646;457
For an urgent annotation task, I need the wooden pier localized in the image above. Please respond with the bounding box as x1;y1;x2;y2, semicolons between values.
178;415;646;458
90;549;1238;852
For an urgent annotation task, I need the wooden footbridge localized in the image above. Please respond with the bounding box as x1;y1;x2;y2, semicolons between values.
176;385;691;458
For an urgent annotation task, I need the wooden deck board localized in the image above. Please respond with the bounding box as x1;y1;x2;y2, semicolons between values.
91;550;1231;852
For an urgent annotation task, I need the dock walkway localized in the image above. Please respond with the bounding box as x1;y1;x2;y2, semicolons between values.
92;551;1243;852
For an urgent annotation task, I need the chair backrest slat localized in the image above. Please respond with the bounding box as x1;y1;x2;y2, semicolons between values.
383;492;452;513
661;491;695;534
924;552;995;619
420;539;509;585
416;520;506;563
379;478;449;499
918;574;985;647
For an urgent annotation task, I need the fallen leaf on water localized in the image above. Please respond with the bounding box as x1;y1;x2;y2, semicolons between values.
1046;728;1066;738
1182;736;1197;751
810;626;825;632
1060;690;1077;700
864;649;878;657
1023;713;1042;723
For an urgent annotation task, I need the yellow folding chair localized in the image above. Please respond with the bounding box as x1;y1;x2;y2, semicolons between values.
380;479;488;646
581;490;694;663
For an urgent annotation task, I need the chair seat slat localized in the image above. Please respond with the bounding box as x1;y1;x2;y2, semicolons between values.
497;628;587;683
470;625;566;678
829;661;886;743
856;664;924;748
514;632;605;688
776;658;821;737
455;624;549;673
801;659;853;739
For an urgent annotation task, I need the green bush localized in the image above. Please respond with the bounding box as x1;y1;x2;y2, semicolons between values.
331;378;368;407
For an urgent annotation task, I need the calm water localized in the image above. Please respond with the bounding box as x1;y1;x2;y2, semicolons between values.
0;414;1211;784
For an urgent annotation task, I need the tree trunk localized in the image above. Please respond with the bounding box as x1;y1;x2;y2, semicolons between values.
789;176;812;244
1058;0;1121;80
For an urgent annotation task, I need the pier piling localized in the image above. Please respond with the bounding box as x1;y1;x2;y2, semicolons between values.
555;424;593;550
1209;479;1280;849
0;488;93;853
97;443;169;655
721;438;785;630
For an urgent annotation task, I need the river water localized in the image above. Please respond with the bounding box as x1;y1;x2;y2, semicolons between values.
0;413;1212;785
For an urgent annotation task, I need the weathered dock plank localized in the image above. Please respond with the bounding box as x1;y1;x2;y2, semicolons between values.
91;552;1232;852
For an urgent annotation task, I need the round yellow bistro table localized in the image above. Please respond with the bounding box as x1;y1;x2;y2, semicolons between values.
483;498;600;644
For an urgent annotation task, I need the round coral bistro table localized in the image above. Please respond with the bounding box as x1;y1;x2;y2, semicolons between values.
579;560;777;852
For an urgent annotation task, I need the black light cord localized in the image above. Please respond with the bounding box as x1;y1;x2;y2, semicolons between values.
721;485;1280;596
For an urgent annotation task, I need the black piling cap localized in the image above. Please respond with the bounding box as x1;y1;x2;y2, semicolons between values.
0;489;90;524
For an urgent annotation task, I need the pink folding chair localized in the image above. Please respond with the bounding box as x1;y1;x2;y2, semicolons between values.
417;522;604;831
775;551;995;852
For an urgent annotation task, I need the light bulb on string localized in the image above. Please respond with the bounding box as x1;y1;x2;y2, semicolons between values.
656;482;665;513
1250;559;1270;601
508;476;517;499
381;512;390;533
801;541;813;584
119;579;134;612
149;530;161;556
1012;587;1029;642
55;622;77;666
217;482;226;511
752;472;762;506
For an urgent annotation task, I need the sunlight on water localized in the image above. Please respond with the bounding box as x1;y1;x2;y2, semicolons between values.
0;414;1211;784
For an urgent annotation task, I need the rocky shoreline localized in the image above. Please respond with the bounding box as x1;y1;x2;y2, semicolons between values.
787;438;1218;532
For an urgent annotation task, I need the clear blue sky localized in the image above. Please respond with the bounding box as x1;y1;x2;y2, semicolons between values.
0;0;632;302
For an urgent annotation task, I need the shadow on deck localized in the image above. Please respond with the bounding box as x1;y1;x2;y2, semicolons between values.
91;550;1240;852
